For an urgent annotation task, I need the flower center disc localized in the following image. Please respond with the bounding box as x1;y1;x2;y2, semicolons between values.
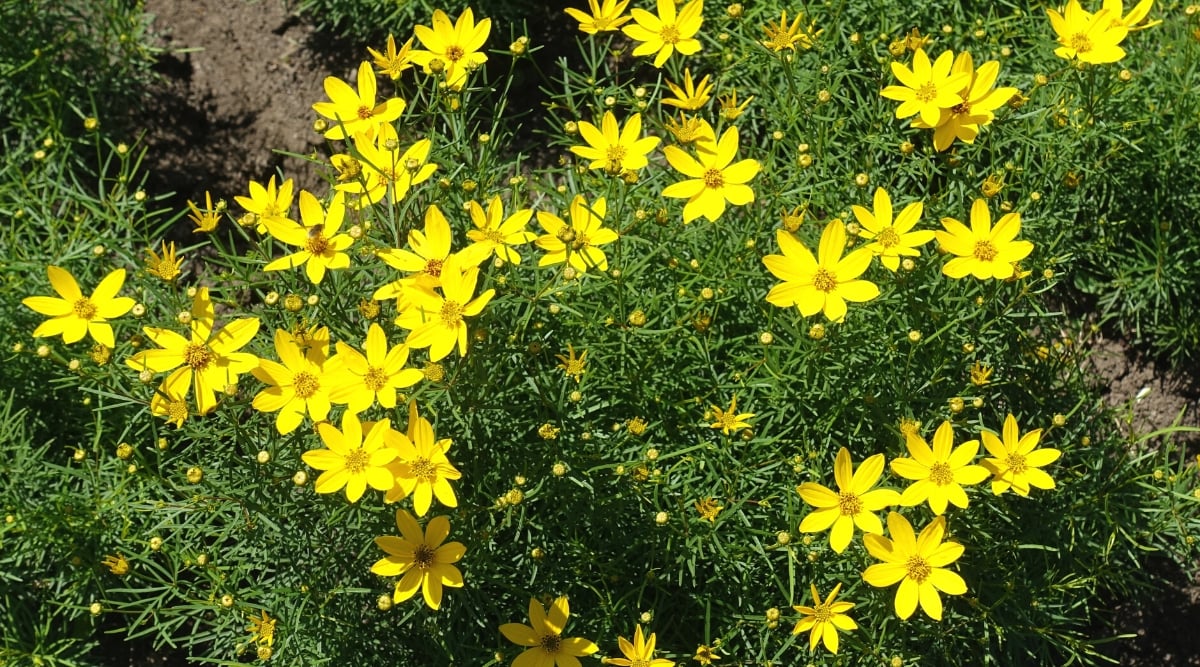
837;491;863;516
184;342;214;371
73;298;98;320
929;462;955;485
876;227;900;248
812;267;838;293
703;168;725;189
344;448;370;474
440;300;464;327
905;555;932;583
916;82;938;103
660;24;681;44
363;367;388;392
292;371;320;398
973;240;999;262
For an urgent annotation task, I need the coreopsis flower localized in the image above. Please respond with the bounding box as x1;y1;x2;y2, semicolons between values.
187;190;220;232
969;360;993;386
570;111;660;175
792;583;856;654
251;328;335;434
368;34;415;80
313;60;406;140
717;90;753;122
890;420;991;515
692;644;721;665
763;221;880;323
662;126;760;223
101;553;130;576
565;0;632;34
912;53;1019;152
126;287;260;416
709;395;753;436
935;198;1034;280
851;188;932;271
862;513;966;620
695;497;723;522
607;625;674;666
263;190;353;284
150;380;191;428
981;413;1062;496
797;448;900;553
500;597;599;667
23;266;134;347
464;195;536;265
384;401;462;515
302;412;397;502
661;69;713;110
1048;0;1129;64
881;48;971;127
145;241;183;282
623;0;703;68
374;204;455;303
396;255;495;361
761;10;820;52
555;344;587;383
234;176;295;235
664;113;715;148
371;509;465;610
410;8;492;91
246;610;277;648
535;194;619;273
328;323;423;413
338;124;437;208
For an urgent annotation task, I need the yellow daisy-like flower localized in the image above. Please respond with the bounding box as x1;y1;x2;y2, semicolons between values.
692;644;720;665
234;175;295;235
464;195;536;266
101;553;130;576
792;583;856;654
535;194;619;273
862;513;967;620
797;447;900;553
890;420;991;515
263;190;353;284
145;241;183;282
374;204;456;303
969;360;993;386
1048;0;1129;64
410;8;492;91
312;60;406;140
23;266;134;348
763;220;880;323
150;379;191;428
880;48;972;127
912;52;1018;152
664;113;716;150
126;287;260;416
570;111;661;176
607;625;674;666
851;188;933;271
328;323;423;413
761;10;820;52
709;395;753;436
246;610;277;647
935;198;1034;280
302;411;398;503
565;0;632;34
371;509;465;610
187;190;221;233
368;34;415;80
980;413;1062;496
396;255;495;362
622;0;703;68
384;401;462;516
338;124;437;209
250;328;335;434
661;68;713;110
717;89;753;122
500;596;599;667
662;126;760;223
555;344;587;383
694;497;723;522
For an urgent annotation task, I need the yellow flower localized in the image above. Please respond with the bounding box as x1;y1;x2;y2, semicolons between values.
664;113;715;148
150;379;191;428
969;360;993;386
912;52;1019;152
328;323;423;413
396;255;495;362
792;583;856;654
980;413;1062;496
302;411;398;503
371;509;465;610
891;420;991;515
384;401;462;515
464;195;537;266
764;220;880;323
880;48;971;127
101;553;130;576
368;34;415;80
623;0;704;68
126;287;260;416
312;60;406;140
500;597;599;666
851;188;933;271
565;0;632;34
250;328;334;434
662;69;713;110
246;610;277;647
555;344;587;383
935;199;1034;280
1102;0;1159;30
535;194;619;273
187;190;220;233
607;624;675;666
234;175;295;235
263;190;354;284
375;204;457;304
145;241;183;282
761;11;820;52
797;447;900;553
23;266;134;348
709;395;753;436
337;123;437;208
662;126;760;223
570;111;661;175
1047;0;1129;64
410;8;492;90
692;644;721;665
717;89;753;121
695;497;723;522
862;513;966;620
